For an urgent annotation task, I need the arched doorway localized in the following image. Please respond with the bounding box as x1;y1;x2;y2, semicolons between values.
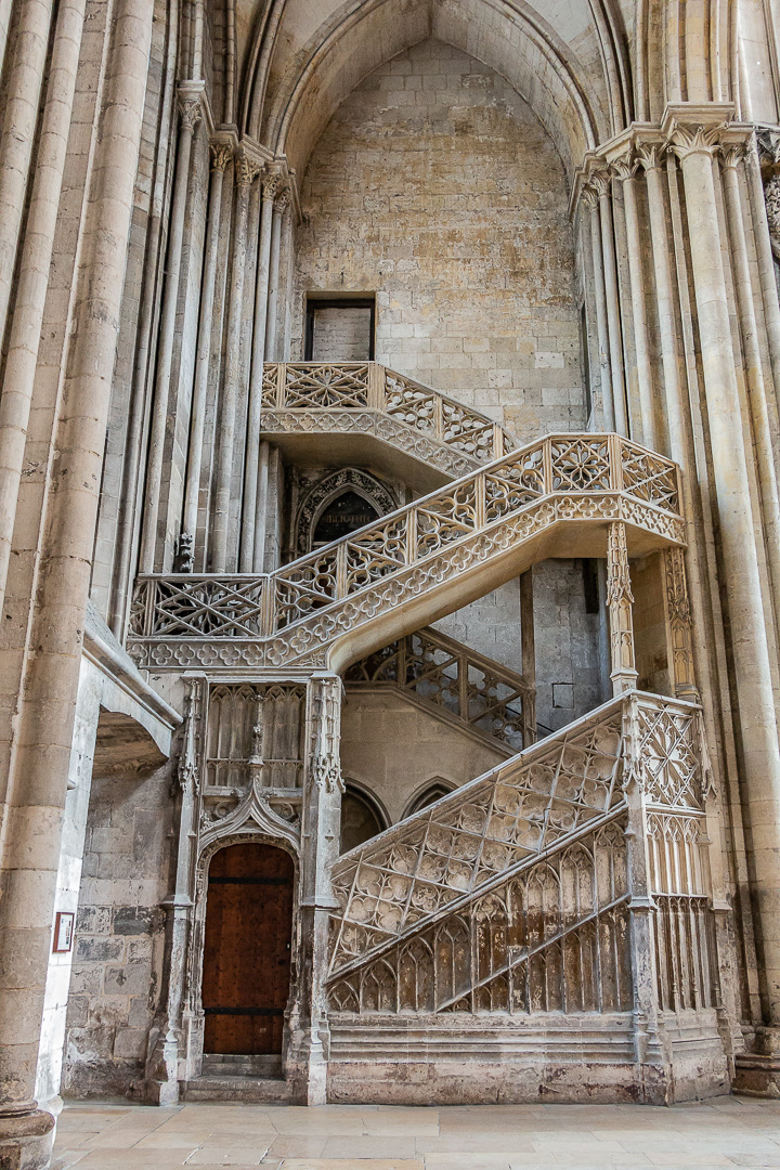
312;489;379;547
201;842;294;1055
340;784;387;853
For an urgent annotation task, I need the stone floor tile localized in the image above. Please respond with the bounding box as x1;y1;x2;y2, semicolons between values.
50;1152;88;1170
278;1162;423;1170
266;1136;329;1157
186;1146;270;1165
320;1135;419;1157
423;1157;511;1169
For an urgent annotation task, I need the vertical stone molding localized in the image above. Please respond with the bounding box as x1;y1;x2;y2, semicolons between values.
611;150;657;450
590;166;629;435
0;0;88;615
666;107;780;1033
0;2;154;1164
180;140;234;572
0;0;55;353
265;184;290;362
241;170;281;572
140;86;203;573
582;183;614;429
607;520;638;695
661;547;699;702
211;149;261;573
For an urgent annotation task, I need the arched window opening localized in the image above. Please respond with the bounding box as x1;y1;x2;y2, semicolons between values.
340;785;387;854
405;780;454;818
312;490;380;547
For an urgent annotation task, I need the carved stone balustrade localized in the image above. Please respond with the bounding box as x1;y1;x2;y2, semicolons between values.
129;434;684;673
345;625;535;752
325;692;720;1077
260;362;512;484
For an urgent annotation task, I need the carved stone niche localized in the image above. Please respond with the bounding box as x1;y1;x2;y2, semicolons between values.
203;682;306;801
293;467;398;556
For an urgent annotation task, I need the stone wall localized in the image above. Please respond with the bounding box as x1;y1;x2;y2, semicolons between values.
293;38;586;442
62;764;175;1098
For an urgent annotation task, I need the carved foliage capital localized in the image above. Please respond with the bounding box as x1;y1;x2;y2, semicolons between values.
236;151;262;188
210;142;233;173
178;96;202;131
665;121;724;162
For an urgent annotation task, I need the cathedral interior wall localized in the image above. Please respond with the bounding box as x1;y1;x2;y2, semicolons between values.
293;39;586;442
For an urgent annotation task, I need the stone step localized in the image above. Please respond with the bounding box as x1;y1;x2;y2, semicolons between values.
201;1053;282;1079
182;1074;294;1104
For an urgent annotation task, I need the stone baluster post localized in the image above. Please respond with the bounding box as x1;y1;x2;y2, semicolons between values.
139;88;202;573
293;674;343;1104
211;150;261;572
0;0;55;351
606;521;638;695
592;167;629;435
179;142;233;572
582;183;615;430
0;0;88;615
241;172;282;572
667;110;780;1057
621;694;662;1094
612;151;657;450
0;3;154;1163
145;677;204;1105
520;569;536;745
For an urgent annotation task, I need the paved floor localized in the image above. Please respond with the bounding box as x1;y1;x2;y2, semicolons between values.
52;1096;780;1170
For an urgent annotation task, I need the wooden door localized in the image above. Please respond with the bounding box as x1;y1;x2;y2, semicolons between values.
202;843;294;1054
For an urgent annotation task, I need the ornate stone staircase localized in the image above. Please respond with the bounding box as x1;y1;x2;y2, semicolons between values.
324;691;728;1104
260;362;512;486
129;433;683;674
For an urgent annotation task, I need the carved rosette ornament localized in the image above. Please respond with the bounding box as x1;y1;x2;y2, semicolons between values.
310;675;345;794
606;521;638;695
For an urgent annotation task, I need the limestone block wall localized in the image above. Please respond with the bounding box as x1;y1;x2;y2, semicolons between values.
293;38;586;442
62;765;175;1098
340;691;506;824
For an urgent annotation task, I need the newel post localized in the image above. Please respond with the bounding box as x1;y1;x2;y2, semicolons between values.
607;521;638;695
292;674;344;1104
622;694;665;1100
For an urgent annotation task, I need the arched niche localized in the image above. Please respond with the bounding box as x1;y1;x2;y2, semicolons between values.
340;781;390;853
404;777;456;818
295;468;397;554
245;0;627;182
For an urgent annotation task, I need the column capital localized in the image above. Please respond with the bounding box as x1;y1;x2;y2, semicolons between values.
209;141;233;172
262;171;284;201
177;83;205;130
235;149;262;188
610;150;639;182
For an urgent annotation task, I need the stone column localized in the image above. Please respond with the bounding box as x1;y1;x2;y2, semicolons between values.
592;168;629;435
612;152;657;449
139;89;202;573
179;143;233;571
660;546;699;702
720;144;780;636
606;521;637;695
0;3;153;1164
265;187;288;362
668;112;780;1042
0;0;55;351
292;674;343;1104
145;677;203;1105
240;172;281;572
211;150;260;573
0;0;87;615
582;185;615;431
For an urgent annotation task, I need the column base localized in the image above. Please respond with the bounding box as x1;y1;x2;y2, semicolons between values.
734;1027;780;1097
0;1108;55;1170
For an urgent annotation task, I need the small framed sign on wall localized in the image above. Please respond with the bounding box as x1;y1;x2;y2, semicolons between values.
52;911;75;954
